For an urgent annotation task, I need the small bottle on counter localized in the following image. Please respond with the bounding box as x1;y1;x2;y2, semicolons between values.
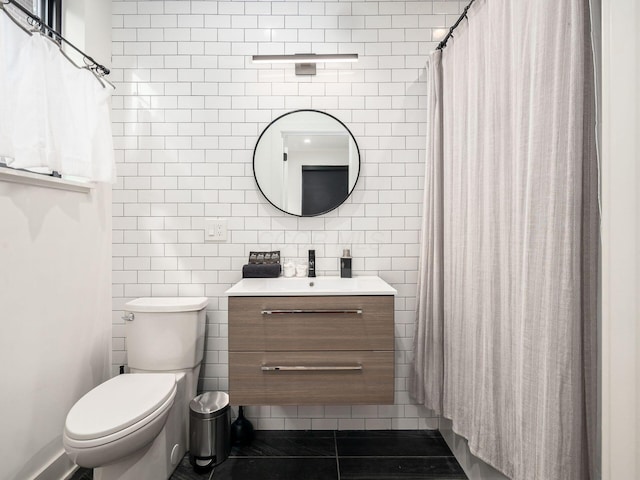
340;249;352;278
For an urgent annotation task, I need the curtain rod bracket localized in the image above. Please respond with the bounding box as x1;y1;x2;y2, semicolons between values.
1;0;110;78
436;0;476;51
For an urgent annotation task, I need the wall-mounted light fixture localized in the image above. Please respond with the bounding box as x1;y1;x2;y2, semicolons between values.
251;53;359;76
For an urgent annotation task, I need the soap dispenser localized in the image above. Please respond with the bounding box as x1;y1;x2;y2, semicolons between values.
308;250;316;277
340;249;352;278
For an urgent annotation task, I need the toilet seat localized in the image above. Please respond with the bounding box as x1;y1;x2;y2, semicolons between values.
64;373;176;448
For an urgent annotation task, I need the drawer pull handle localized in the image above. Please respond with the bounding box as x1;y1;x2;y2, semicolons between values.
261;309;363;315
261;365;363;372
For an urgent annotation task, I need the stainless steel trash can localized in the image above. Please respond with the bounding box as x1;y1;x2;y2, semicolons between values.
189;392;231;471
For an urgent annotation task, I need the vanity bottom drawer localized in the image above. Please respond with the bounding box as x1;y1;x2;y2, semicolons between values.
229;351;394;405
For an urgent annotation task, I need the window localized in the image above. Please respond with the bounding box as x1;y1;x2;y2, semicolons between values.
37;0;62;37
10;0;60;31
1;0;112;185
0;0;64;178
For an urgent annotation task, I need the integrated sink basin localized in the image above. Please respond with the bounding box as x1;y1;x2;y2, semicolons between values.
225;275;397;296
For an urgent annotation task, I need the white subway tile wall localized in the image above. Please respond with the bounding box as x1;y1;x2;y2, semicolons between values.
112;0;463;430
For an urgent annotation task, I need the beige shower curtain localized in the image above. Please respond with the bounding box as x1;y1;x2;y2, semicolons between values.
410;1;598;479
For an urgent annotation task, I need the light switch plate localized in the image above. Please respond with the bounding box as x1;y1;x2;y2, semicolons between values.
205;218;227;242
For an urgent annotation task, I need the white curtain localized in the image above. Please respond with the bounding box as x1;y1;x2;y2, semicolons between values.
0;9;115;183
410;50;445;413
411;1;598;479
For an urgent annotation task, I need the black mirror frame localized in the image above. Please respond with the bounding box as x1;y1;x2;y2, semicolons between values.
252;109;361;217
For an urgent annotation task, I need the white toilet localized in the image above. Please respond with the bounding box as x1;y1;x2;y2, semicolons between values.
63;297;208;480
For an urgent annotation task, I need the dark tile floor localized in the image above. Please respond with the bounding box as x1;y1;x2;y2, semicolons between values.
70;430;467;480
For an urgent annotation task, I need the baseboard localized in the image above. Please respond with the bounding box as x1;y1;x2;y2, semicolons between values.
61;465;80;480
31;449;77;480
440;418;510;480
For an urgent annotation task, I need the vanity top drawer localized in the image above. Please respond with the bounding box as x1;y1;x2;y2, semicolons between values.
228;295;394;352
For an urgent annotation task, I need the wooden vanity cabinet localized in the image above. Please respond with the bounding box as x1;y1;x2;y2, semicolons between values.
228;295;395;405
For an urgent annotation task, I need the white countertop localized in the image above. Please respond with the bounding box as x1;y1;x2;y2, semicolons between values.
225;275;397;296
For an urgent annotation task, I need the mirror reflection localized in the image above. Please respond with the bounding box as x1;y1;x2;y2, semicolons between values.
253;110;360;216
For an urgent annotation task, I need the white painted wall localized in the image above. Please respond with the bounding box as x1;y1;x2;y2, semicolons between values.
0;1;112;479
600;0;640;478
0;183;112;480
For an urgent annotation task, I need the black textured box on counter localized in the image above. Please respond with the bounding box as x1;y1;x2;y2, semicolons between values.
242;263;282;278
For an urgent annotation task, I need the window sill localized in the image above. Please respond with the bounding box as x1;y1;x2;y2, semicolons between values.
0;168;93;193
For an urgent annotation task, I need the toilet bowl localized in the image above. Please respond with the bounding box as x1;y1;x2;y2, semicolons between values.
64;372;188;480
62;297;208;480
63;373;177;468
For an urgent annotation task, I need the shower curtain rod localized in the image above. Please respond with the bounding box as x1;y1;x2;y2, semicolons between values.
436;0;476;50
0;0;110;76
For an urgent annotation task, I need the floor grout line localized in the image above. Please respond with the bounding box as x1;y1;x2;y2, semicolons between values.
334;430;341;480
228;455;336;459
337;455;461;459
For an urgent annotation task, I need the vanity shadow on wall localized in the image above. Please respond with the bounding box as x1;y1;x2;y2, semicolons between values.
253;110;360;217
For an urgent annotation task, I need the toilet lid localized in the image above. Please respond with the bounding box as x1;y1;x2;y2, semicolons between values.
125;297;208;313
65;374;176;441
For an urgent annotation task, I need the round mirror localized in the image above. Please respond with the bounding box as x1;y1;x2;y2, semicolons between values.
253;110;361;217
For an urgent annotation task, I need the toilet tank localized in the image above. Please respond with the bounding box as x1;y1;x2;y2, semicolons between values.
124;297;208;371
